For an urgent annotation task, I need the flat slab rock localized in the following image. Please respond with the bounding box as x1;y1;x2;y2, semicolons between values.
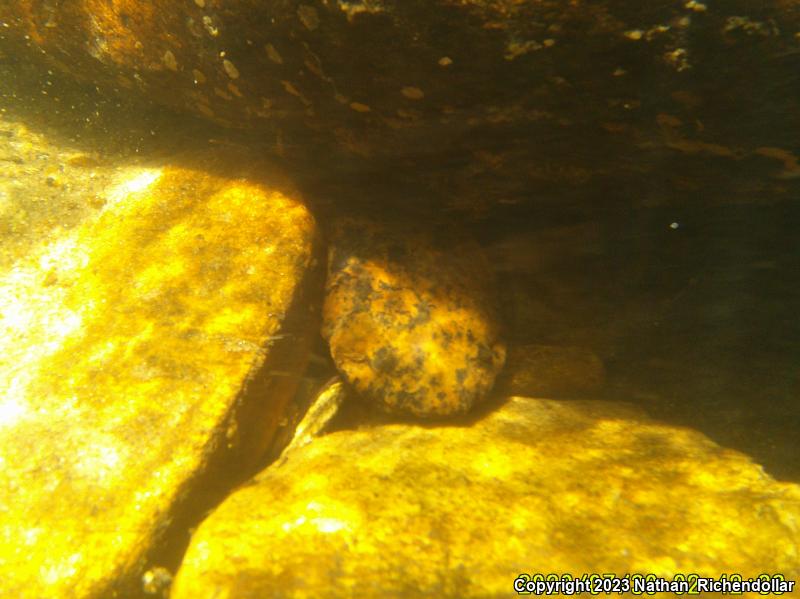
0;152;318;597
171;396;800;598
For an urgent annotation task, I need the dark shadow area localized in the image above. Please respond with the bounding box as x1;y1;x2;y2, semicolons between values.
599;201;800;483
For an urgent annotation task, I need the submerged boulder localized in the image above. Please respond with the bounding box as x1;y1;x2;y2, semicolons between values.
0;148;320;598
171;395;800;598
322;217;506;417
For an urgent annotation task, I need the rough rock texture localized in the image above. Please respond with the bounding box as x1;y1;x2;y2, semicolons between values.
494;344;606;398
171;396;800;598
322;217;506;417
2;1;798;215
0;150;320;598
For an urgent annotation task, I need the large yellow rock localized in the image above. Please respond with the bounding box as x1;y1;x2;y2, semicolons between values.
322;217;506;418
0;152;319;597
171;396;800;598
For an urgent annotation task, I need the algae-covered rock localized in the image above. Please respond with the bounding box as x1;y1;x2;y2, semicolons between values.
171;396;800;598
322;217;506;417
0;151;320;597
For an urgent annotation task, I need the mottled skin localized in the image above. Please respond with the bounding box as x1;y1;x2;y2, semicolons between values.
322;217;506;418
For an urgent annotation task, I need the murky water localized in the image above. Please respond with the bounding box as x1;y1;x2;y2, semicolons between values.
1;5;799;597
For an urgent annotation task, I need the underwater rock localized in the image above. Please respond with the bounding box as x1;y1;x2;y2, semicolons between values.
279;376;350;459
494;344;606;398
4;2;799;214
0;151;320;597
322;217;506;417
170;395;800;598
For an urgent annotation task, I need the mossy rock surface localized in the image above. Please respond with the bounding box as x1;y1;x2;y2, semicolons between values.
171;395;800;598
0;150;320;598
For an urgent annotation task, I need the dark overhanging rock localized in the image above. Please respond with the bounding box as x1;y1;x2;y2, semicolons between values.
1;1;798;219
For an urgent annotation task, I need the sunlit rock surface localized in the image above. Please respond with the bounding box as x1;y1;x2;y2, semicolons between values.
171;396;800;598
322;217;506;417
0;120;124;273
0;151;320;597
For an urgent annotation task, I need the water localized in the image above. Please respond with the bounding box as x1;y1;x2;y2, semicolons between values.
1;3;799;596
